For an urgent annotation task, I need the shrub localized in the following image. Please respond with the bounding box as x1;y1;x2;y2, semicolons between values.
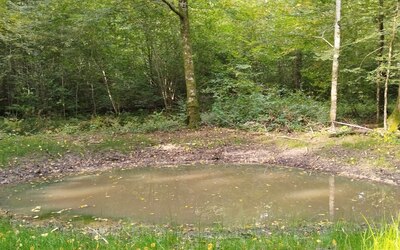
204;89;329;132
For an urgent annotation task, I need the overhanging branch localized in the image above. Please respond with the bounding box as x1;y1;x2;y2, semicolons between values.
161;0;183;19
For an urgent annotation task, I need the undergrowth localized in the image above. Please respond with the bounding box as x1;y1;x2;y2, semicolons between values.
0;89;329;136
0;112;183;136
202;89;328;132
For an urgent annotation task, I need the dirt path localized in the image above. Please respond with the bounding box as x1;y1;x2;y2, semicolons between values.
1;128;400;186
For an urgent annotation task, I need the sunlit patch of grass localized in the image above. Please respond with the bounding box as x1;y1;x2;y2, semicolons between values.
370;156;393;169
160;128;257;149
341;136;381;150
363;217;400;250
0;135;72;167
86;134;155;153
275;137;310;149
0;132;156;167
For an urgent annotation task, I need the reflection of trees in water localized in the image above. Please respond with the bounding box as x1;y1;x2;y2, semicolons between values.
329;175;335;220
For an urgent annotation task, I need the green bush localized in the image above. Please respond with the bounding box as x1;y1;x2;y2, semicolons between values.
132;112;184;133
0;117;67;135
203;89;329;132
0;113;184;136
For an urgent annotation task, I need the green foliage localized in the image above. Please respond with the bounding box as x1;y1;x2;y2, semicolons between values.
1;0;400;128
203;88;328;132
0;113;184;136
337;100;378;123
0;117;67;135
63;114;183;134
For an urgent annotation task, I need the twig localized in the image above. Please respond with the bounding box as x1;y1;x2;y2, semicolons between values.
88;227;109;244
313;35;333;48
359;47;382;67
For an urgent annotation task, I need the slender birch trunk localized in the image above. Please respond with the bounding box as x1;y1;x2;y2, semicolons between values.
376;0;385;124
102;70;119;115
330;0;341;131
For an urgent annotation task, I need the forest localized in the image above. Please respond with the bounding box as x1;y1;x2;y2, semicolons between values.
1;1;400;249
1;0;399;132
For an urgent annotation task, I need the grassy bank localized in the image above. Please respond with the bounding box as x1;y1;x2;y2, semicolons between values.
1;117;400;249
0;218;399;249
0;132;156;167
0;119;398;173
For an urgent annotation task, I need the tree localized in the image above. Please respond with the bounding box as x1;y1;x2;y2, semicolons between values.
386;0;400;132
160;0;200;128
376;0;385;124
330;0;341;131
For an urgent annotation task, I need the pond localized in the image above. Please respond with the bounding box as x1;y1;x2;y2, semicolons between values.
0;165;399;226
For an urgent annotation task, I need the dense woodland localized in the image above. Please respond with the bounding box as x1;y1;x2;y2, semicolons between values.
1;0;400;131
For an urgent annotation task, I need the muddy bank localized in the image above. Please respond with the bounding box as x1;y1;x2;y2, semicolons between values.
1;132;400;186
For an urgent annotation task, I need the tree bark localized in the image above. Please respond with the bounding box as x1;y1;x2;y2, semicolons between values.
89;81;97;116
330;0;341;131
102;70;119;115
386;0;400;132
293;50;303;90
161;0;201;128
61;75;66;118
376;0;385;124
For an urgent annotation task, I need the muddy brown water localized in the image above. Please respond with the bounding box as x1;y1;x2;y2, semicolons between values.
0;165;399;226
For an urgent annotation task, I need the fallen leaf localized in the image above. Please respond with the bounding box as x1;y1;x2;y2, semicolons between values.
31;206;41;213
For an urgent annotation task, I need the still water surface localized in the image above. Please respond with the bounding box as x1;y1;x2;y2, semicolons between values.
1;165;399;226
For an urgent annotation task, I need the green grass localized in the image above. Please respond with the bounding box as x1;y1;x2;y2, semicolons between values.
86;134;155;153
0;132;155;168
364;217;400;250
0;135;71;167
341;136;382;151
1;218;399;249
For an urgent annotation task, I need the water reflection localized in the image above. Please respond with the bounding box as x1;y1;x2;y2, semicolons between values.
0;165;399;226
329;175;335;220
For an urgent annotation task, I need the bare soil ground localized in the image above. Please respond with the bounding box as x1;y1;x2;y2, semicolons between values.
1;128;400;186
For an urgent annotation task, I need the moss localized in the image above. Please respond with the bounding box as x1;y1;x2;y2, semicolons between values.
387;108;400;133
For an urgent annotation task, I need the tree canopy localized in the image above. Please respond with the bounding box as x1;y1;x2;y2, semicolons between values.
0;0;399;130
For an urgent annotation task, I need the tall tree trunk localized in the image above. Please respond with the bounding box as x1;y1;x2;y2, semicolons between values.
89;81;97;116
330;0;341;131
102;70;119;115
179;1;200;127
61;75;66;118
161;0;201;128
75;82;79;117
376;0;385;124
293;50;303;90
386;0;400;132
277;60;285;85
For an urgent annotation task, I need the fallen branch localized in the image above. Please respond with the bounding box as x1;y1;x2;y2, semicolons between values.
333;121;384;137
333;121;373;131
